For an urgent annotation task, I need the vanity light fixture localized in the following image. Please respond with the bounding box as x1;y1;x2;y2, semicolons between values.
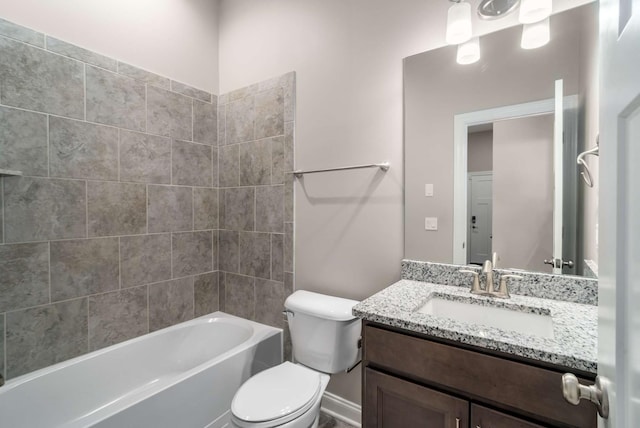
521;17;550;49
446;0;473;45
519;0;552;24
457;37;481;64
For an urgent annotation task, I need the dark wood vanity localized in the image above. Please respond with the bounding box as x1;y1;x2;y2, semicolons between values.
362;321;597;428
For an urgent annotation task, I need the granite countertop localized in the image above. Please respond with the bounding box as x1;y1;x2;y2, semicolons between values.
353;279;598;374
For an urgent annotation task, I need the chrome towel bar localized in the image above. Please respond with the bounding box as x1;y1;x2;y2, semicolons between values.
287;162;390;178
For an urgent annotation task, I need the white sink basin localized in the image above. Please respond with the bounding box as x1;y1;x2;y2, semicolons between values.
417;297;554;339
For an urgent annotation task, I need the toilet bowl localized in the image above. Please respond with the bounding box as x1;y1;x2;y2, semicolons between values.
231;362;330;428
230;290;361;428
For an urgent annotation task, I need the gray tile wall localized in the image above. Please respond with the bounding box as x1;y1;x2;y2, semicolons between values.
217;73;296;360
0;18;220;380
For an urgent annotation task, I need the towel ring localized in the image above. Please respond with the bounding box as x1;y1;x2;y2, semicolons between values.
577;136;599;188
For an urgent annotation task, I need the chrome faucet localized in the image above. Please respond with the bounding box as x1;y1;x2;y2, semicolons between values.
482;259;495;294
460;252;521;299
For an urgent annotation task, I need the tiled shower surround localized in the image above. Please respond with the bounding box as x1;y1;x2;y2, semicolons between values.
0;18;295;380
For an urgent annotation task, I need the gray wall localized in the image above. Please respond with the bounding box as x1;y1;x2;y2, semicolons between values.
492;115;554;273
404;6;590;263
0;19;219;379
467;130;493;172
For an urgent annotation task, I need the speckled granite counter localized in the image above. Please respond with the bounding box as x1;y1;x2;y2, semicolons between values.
353;279;597;374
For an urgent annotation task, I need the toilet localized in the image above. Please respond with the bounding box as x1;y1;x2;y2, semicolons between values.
231;290;361;428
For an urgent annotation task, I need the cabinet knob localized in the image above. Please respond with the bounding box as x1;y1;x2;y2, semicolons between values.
561;373;610;418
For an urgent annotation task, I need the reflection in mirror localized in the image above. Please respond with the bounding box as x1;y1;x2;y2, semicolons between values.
403;2;598;277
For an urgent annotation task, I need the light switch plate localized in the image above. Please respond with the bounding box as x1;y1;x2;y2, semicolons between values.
425;217;438;231
425;184;434;197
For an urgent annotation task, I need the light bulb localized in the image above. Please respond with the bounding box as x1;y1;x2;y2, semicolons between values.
519;0;552;24
446;1;472;45
521;17;550;49
457;37;480;64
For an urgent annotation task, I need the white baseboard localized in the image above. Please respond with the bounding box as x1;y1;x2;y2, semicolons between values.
320;392;362;427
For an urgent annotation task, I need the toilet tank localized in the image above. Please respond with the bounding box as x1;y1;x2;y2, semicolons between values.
284;290;361;374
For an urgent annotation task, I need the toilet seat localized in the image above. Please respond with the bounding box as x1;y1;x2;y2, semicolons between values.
231;362;322;428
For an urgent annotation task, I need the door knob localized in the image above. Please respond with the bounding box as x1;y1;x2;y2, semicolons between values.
561;373;609;418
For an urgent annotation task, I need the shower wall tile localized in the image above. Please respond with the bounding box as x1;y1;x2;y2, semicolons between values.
117;62;170;89
240;139;272;186
0;18;44;47
147;86;192;140
0;243;49;313
172;231;213;277
194;272;219;317
285;174;294;222
6;298;88;377
49;116;119;181
193;188;219;230
0;37;84;119
284;121;294;172
218;103;227;145
149;277;194;332
120;234;172;287
284;222;293;273
172;140;212;187
224;273;254;320
226;96;255;144
219;230;239;273
219;144;239;187
193;99;217;145
0;106;48;177
223;187;255;231
0;185;3;243
271;234;284;282
4;177;86;243
271;136;285;185
239;232;271;279
87;181;146;237
50;237;119;301
88;286;148;351
148;185;193;233
119;131;171;184
46;37;117;71
255;279;285;328
0;315;4;378
255;87;284;140
212;147;219;187
283;73;296;122
256;185;284;233
171;80;212;103
86;65;146;131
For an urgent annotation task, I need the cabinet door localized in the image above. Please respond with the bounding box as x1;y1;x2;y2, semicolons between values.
471;404;545;428
365;368;468;428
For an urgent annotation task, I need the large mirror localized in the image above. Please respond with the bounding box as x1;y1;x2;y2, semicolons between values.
403;2;599;277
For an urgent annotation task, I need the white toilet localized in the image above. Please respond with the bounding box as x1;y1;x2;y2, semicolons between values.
230;290;361;428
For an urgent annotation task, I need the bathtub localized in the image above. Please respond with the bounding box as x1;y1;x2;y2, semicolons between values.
0;312;282;428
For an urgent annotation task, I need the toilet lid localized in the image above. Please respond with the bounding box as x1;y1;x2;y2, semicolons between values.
231;362;322;425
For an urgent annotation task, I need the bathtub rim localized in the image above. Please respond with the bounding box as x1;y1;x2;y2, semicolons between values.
0;311;282;392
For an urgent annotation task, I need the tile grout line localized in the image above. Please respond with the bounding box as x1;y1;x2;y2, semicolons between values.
118;236;122;290
83;63;87;121
47;241;52;304
46;115;51;178
85;181;89;238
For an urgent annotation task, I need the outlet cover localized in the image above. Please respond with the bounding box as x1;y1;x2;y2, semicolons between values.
425;217;438;231
425;184;434;197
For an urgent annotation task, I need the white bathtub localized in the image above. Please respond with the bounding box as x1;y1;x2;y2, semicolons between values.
0;312;282;428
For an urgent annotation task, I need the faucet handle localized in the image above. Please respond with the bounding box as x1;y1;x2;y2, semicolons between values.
459;270;482;294
495;274;523;298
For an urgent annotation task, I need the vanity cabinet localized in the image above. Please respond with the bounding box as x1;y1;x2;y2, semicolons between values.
362;322;596;428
